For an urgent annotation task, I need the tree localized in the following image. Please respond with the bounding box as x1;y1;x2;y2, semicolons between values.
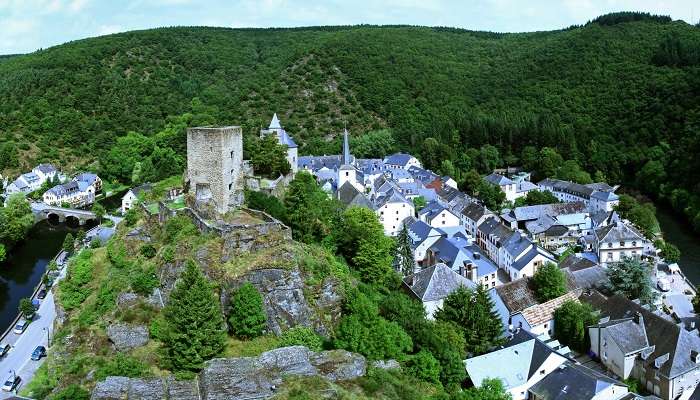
250;135;291;178
458;378;512;400
556;160;592;184
283;172;338;244
0;194;34;246
18;297;35;317
435;285;502;356
514;190;559;207
51;384;91;400
124;208;139;227
228;282;267;339
553;300;598;352
353;237;396;286
334;291;412;360
412;196;427;211
62;233;75;254
92;203;106;223
0;244;5;263
532;262;567;302
658;241;681;263
245;190;287;222
606;257;656;305
162;261;226;372
614;195;660;238
405;349;441;385
394;224;414;277
538;147;564;179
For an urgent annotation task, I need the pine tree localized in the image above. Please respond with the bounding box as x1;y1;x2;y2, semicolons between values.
395;224;414;277
228;282;267;339
162;260;225;372
62;233;75;254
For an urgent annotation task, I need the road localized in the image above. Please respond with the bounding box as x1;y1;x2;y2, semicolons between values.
0;220;119;398
0;268;62;398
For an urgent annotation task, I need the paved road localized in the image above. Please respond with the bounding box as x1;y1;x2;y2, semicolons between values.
0;268;62;398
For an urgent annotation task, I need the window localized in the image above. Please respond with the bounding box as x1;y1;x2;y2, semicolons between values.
632;241;637;246
228;183;232;190
608;242;613;248
620;241;625;247
345;172;349;177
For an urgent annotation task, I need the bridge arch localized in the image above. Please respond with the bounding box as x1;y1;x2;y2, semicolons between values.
46;213;61;225
65;215;80;227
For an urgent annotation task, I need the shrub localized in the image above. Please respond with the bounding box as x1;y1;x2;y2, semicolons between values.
163;216;197;243
279;326;323;351
228;283;267;339
59;250;95;310
94;354;149;381
50;384;90;400
140;244;157;258
404;349;441;385
130;266;159;295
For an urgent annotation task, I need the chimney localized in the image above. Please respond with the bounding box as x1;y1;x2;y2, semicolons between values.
633;312;644;326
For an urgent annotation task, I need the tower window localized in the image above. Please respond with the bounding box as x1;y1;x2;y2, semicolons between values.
228;183;232;190
230;150;234;159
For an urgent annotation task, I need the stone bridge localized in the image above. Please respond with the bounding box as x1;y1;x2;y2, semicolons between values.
31;202;97;225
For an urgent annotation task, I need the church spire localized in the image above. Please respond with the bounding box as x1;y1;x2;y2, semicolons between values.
342;127;351;165
269;113;281;130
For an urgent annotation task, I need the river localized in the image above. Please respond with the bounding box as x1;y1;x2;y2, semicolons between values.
0;221;82;332
657;207;700;284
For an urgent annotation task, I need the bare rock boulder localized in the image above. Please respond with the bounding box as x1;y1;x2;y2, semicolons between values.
106;323;149;351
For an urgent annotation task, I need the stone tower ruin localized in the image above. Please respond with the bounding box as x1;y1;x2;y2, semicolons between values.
186;126;244;215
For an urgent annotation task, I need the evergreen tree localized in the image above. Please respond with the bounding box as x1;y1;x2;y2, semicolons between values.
532;262;567;302
0;244;5;263
606;257;656;305
395;224;414;277
283;172;338;244
62;233;75;254
553;300;598;352
228;282;267;339
435;285;503;356
162;261;226;372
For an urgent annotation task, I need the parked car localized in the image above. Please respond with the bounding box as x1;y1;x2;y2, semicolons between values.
31;346;46;361
13;319;28;335
1;374;20;392
0;344;10;358
658;277;671;292
37;288;47;300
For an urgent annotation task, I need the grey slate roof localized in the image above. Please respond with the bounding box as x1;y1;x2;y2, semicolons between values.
600;318;650;355
297;155;342;172
512;202;587;222
461;202;491;221
406;217;435;245
494;278;539;313
484;173;514;186
479;216;513;242
582;291;700;379
336;181;362;206
502;231;534;258
35;163;57;174
418;200;449;219
74;172;99;185
591;190;619;201
403;263;475;302
384;153;414;167
594;222;645;243
529;362;621;400
559;254;597;272
407;166;439;184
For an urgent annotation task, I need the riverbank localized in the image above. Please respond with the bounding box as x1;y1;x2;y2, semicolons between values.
657;206;700;284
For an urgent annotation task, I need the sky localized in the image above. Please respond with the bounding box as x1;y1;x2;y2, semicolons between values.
0;0;697;54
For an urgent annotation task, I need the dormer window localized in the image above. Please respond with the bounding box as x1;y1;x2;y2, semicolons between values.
620;241;625;247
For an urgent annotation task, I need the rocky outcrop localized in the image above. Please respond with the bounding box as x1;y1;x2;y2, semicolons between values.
372;359;400;370
91;346;366;400
222;269;342;337
106;323;149;351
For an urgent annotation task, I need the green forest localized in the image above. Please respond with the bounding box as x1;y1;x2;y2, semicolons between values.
0;12;699;229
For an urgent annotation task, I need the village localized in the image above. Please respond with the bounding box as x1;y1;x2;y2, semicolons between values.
0;114;698;400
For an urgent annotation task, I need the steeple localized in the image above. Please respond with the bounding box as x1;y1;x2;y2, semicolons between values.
342;128;351;165
269;113;281;130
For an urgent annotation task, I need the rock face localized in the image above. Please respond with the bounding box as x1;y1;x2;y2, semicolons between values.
222;269;342;336
91;346;367;400
106;323;149;351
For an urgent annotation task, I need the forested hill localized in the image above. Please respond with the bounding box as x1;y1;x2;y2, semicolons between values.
1;13;700;227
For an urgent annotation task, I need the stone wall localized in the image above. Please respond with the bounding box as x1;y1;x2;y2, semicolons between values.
91;346;367;400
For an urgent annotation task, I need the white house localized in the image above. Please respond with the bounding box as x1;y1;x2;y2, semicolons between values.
593;221;647;267
485;173;537;202
405;217;443;269
260;113;299;174
5;163;59;195
402;263;475;319
384;153;421;170
374;189;415;236
538;178;619;213
121;183;152;214
464;330;570;400
460;202;494;239
43;173;101;207
418;201;461;228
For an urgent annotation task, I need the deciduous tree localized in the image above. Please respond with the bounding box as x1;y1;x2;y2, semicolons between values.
532;262;567;302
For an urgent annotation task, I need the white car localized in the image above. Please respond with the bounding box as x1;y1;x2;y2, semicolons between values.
1;374;20;391
13;319;28;335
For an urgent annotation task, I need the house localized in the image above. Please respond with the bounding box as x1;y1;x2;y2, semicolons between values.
464;329;570;400
405;217;443;269
477;216;513;264
402;263;475;319
490;278;579;336
583;291;700;400
43;173;101;207
373;188;414;236
384;153;421;170
558;254;607;291
121;184;152;214
425;235;499;288
593;221;647;267
529;361;630;400
504;202;589;230
537;179;619;212
5;163;59;195
461;202;494;238
484;173;537;202
260;113;299;174
418;201;461;228
73;173;102;193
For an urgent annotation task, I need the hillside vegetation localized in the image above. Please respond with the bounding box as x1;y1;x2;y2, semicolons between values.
1;13;700;227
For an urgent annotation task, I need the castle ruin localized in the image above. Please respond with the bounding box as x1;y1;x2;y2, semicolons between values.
186;126;244;215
